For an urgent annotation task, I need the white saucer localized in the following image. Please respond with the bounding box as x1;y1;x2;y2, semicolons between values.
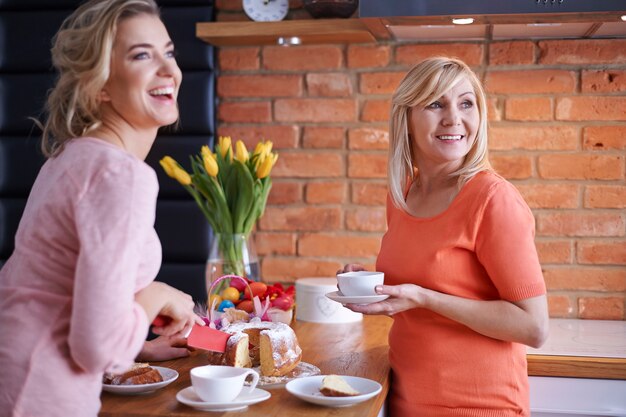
325;291;389;305
286;375;382;407
176;386;271;411
102;366;178;395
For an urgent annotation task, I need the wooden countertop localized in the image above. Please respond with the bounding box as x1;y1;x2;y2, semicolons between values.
99;316;392;417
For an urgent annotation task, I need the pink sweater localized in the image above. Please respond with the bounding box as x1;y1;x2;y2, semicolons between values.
0;138;160;417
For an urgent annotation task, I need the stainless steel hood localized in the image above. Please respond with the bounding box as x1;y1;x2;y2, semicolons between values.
359;0;626;41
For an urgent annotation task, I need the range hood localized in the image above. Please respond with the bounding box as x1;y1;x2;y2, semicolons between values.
359;0;626;41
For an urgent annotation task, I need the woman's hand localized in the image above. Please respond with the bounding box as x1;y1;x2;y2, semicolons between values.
135;282;204;337
336;263;366;275
136;335;191;362
345;284;425;316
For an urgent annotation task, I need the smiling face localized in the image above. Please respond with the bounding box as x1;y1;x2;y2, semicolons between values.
408;76;480;172
100;13;182;131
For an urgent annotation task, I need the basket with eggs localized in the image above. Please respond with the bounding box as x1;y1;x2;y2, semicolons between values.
203;275;295;329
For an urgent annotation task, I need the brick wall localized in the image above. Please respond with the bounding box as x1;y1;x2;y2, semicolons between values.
213;2;626;320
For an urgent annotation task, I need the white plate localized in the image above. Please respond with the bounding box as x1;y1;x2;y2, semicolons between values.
325;291;389;305
176;386;271;411
255;362;321;389
102;366;178;395
286;375;382;407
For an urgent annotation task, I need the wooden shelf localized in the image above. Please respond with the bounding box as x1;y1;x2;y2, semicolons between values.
196;19;376;46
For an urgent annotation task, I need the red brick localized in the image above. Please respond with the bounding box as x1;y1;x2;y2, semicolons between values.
537;212;625;237
305;181;346;204
489;126;577;150
516;184;579;209
547;295;575;318
395;43;483;67
302;127;345;149
489;41;535;65
218;47;259;71
346;208;387;232
504;97;553;121
556;97;626;121
263;45;343;71
359;72;406;94
348;127;389;150
267;182;303;205
262;257;343;282
306;73;353;97
298;233;381;257
490;155;533;179
578;296;625;320
485;70;576;94
218;75;302;98
584;185;626;209
538;39;626;65
217;125;299;150
259;207;341;231
535;240;572;264
348;154;387;178
583;126;626;150
218;101;271;123
352;182;387;205
577;241;626;265
582;70;626;93
544;268;626;291
255;232;296;256
347;45;391;68
538;154;623;180
486;97;502;122
361;99;391;122
273;152;344;178
275;98;357;122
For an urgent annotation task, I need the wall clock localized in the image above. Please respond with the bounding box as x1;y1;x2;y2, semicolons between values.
243;0;289;22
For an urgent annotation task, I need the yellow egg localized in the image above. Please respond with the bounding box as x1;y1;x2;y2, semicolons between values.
208;294;222;309
221;286;241;303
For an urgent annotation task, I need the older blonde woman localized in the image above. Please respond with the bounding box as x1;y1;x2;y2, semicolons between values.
0;1;203;416
342;57;549;416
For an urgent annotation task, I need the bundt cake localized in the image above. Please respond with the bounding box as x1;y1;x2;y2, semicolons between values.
319;375;360;397
207;319;302;377
103;363;163;385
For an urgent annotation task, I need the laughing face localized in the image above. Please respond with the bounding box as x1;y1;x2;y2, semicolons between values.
100;13;182;131
408;77;480;171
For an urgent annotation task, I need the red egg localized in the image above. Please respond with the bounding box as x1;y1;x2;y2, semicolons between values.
230;277;250;292
236;300;254;313
244;282;267;299
272;294;294;310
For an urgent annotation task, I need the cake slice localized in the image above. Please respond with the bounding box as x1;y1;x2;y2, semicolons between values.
319;375;360;397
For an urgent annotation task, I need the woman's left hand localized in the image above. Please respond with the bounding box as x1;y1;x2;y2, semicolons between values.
345;284;425;316
136;335;191;362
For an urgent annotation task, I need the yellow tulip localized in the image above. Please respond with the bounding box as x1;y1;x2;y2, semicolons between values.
256;151;278;179
159;156;178;178
217;136;233;161
173;166;192;185
235;140;249;163
203;150;219;177
200;145;211;161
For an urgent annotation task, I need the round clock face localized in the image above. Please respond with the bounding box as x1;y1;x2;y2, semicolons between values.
243;0;289;22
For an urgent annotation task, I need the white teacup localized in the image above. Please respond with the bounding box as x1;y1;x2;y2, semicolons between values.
336;271;384;296
190;365;259;403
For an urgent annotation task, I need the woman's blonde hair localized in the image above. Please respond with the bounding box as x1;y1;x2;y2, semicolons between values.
41;0;160;157
388;56;491;212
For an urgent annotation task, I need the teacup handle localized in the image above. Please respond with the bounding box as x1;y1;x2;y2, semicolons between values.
243;370;260;394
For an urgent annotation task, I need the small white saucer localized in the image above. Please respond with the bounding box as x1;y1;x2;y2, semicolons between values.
286;375;382;407
102;366;178;395
326;291;389;305
176;386;271;411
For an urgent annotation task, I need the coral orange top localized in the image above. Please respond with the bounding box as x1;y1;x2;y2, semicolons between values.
376;170;546;417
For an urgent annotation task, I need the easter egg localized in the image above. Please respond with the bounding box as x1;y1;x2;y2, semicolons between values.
221;286;240;303
272;294;294;310
244;282;267;299
230;277;250;292
208;294;222;310
218;300;235;312
236;300;254;313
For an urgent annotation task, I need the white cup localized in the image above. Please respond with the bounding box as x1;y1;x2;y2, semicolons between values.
336;271;384;296
190;365;259;403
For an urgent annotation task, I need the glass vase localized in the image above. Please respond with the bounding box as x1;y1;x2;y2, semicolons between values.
206;233;260;297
